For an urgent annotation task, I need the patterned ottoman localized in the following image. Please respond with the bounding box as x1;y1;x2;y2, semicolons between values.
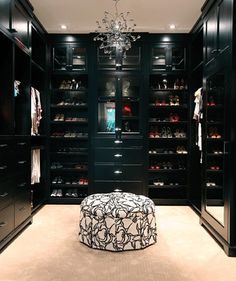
79;192;157;251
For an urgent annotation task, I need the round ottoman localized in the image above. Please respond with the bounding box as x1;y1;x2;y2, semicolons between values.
79;192;157;251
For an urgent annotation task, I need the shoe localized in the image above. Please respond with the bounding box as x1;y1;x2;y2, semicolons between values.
65;189;72;197
51;189;58;197
153;179;164;186
57;189;63;197
166;127;172;138
174;79;180;90
161;127;167;138
71;189;78;197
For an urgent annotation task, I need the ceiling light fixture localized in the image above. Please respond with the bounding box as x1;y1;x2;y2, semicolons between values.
94;0;140;59
169;24;176;30
61;25;67;30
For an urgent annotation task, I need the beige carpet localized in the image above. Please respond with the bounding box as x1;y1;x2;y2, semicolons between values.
0;205;236;281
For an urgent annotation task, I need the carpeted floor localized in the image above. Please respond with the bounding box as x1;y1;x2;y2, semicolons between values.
0;205;236;281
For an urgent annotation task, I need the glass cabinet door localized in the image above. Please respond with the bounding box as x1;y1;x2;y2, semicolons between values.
71;47;86;70
53;46;67;71
97;77;117;133
152;45;186;72
152;47;167;71
97;48;116;69
204;71;226;226
171;47;185;71
122;46;141;70
121;77;140;133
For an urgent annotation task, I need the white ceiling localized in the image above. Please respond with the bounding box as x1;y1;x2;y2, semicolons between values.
30;0;205;34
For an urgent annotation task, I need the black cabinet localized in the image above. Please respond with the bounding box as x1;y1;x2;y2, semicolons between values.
12;1;30;49
152;44;186;72
0;136;31;250
148;75;189;204
200;0;236;256
93;137;145;194
204;0;232;65
49;39;90;203
53;44;87;71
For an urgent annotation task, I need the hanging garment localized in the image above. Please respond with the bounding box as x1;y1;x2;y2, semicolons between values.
193;87;203;121
193;87;203;162
31;149;41;184
14;80;21;97
31;87;42;135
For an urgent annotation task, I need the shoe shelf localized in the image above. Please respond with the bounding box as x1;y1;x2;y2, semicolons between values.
149;184;186;189
147;74;189;203
51;104;88;109
50;73;89;204
203;74;225;210
149;104;188;109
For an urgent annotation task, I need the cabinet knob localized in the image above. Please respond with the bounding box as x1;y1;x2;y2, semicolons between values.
211;49;218;55
114;188;123;192
17;142;26;146
17;182;27;188
0;144;8;148
114;170;122;174
18;161;27;165
114;140;123;144
0;165;7;170
0;192;8;198
114;153;123;158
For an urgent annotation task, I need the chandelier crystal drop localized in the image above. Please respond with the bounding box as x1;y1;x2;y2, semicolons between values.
94;0;141;58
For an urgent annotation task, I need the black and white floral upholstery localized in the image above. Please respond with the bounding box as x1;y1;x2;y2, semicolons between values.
79;192;157;251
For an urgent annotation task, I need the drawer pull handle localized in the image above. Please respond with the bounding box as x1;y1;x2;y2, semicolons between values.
0;222;7;227
114;140;123;144
17;142;26;146
0;165;7;170
0;192;8;197
0;144;8;148
114;188;123;192
114;170;122;174
18;161;26;165
18;182;27;188
114;153;122;158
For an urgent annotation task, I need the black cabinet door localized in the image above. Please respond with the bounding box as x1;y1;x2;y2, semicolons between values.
205;7;218;64
97;46;141;70
53;44;87;71
12;2;30;48
152;44;186;72
0;0;11;31
14;178;31;228
0;204;14;241
218;0;232;54
204;0;232;64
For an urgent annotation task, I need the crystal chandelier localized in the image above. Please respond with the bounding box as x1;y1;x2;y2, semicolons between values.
94;0;140;58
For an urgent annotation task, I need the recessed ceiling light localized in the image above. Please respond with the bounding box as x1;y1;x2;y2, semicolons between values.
169;24;176;30
61;25;67;30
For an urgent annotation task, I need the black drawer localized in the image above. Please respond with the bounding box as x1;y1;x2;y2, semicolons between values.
0;179;14;211
0;140;12;156
93;181;143;194
15;139;29;154
95;147;143;163
0;204;14;241
94;164;143;180
15;189;31;228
